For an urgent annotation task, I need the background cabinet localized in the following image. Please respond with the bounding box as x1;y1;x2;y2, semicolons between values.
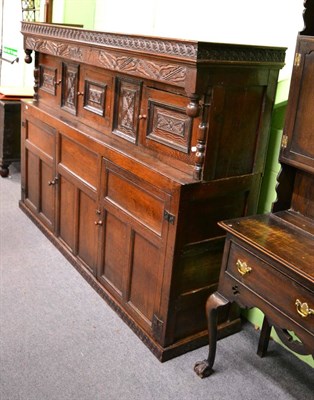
20;22;285;360
0;100;21;177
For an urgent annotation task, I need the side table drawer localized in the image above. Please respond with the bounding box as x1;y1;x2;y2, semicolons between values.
225;241;314;334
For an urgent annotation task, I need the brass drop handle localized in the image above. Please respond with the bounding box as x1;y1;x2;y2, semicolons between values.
48;177;58;186
77;91;84;96
54;79;62;86
138;114;147;120
295;299;314;318
236;259;252;276
94;220;103;226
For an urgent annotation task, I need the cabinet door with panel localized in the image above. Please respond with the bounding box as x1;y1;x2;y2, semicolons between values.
78;65;114;134
56;132;101;275
281;36;314;172
112;76;143;144
38;53;62;109
97;158;175;339
38;54;81;117
140;87;198;165
21;104;57;232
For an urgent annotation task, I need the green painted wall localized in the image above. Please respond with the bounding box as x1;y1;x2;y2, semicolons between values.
62;0;96;29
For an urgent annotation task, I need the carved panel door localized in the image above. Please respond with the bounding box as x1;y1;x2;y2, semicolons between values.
140;87;196;164
112;76;143;143
21;105;57;232
97;158;174;338
281;36;314;173
56;132;101;275
78;65;114;134
38;54;62;110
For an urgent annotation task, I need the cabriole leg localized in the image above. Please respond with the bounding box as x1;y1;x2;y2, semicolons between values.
194;292;230;378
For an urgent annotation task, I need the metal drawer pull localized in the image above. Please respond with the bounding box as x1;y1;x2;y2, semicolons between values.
295;299;314;318
236;259;252;276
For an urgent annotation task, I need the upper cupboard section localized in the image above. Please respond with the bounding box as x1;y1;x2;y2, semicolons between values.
37;53;201;169
23;22;285;180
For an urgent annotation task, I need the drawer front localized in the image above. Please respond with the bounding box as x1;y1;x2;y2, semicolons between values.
25;114;55;158
104;161;168;236
58;134;99;190
226;241;314;333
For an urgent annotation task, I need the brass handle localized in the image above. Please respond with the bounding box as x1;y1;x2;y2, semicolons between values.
77;91;84;96
295;299;314;318
94;220;103;226
48;177;58;186
236;259;252;276
54;79;62;86
138;114;147;120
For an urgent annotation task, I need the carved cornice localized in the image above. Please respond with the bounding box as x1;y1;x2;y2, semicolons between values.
21;22;286;67
21;22;198;60
197;45;286;65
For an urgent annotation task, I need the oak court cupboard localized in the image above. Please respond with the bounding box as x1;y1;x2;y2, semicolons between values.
20;21;285;361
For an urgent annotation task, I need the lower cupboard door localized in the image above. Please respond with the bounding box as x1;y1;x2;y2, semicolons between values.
97;160;173;336
99;206;169;335
58;173;98;274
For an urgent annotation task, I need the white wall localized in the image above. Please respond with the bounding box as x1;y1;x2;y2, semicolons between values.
0;0;34;89
0;0;306;88
94;0;305;79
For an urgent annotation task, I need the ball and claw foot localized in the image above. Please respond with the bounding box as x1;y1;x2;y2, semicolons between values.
0;165;9;178
194;360;214;378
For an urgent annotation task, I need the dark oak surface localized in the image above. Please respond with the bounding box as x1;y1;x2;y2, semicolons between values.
220;212;314;280
20;22;284;360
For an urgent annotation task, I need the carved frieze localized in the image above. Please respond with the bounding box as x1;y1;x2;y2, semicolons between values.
25;37;187;86
97;50;186;84
25;37;83;61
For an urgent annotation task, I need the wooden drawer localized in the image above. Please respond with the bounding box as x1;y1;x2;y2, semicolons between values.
24;113;55;159
225;241;314;334
58;134;99;190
